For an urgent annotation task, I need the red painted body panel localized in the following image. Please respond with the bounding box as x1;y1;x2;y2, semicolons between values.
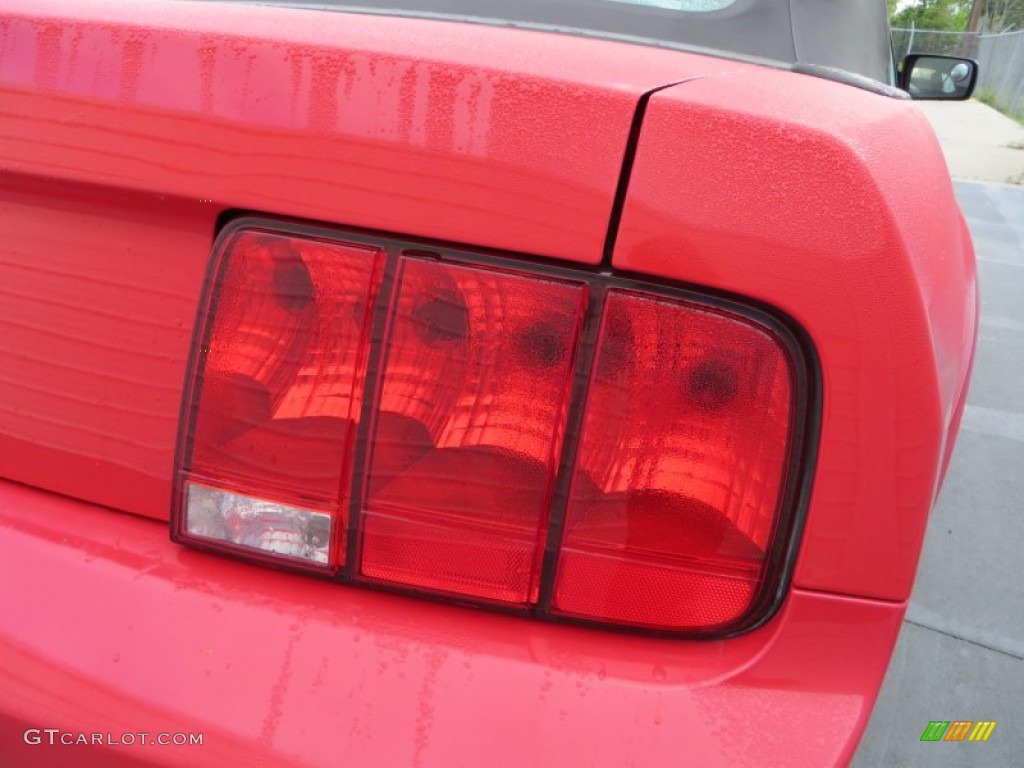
614;70;977;602
0;0;734;521
0;479;902;767
0;0;734;264
0;178;214;520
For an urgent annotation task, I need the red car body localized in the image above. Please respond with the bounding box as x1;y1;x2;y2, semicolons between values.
0;1;976;766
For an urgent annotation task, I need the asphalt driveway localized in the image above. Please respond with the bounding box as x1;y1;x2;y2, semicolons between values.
852;180;1024;767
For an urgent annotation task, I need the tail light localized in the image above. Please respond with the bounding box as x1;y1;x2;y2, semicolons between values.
173;219;814;635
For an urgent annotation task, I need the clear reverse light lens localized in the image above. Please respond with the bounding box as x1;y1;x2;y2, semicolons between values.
185;481;332;565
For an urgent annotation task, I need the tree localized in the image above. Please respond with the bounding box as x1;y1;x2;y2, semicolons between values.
891;0;971;30
970;0;1024;31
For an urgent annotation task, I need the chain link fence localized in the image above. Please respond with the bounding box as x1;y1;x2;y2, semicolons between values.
893;27;1024;117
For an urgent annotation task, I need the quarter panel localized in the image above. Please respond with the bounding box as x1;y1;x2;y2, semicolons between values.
613;67;977;601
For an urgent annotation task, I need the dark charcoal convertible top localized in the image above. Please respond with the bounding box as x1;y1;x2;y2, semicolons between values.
267;0;892;84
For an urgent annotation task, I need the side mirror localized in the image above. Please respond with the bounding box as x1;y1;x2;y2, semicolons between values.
900;54;978;100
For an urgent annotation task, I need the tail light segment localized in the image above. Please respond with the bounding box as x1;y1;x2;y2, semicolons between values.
361;258;586;604
172;219;814;636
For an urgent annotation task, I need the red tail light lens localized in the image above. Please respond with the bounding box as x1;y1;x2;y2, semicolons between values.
552;290;793;630
174;220;812;635
176;229;382;569
360;256;586;603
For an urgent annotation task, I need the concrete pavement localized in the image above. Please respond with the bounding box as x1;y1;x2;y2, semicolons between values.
914;100;1024;185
